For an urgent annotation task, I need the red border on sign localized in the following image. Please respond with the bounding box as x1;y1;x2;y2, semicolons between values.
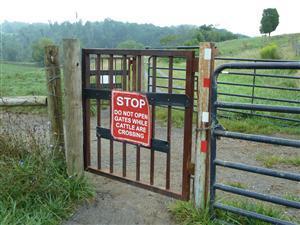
111;90;152;147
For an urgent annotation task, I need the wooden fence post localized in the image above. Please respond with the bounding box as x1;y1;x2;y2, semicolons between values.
63;39;84;176
194;42;215;208
44;46;65;158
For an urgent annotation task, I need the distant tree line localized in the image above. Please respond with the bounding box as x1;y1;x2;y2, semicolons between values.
164;25;246;46
0;19;246;64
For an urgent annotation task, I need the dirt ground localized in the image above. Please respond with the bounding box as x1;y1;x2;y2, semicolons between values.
1;111;299;225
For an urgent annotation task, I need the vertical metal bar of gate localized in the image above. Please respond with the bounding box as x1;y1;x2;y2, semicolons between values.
182;52;195;200
82;52;91;169
136;56;141;182
210;62;300;225
122;55;127;177
150;56;156;186
109;54;114;173
96;54;101;169
166;56;173;190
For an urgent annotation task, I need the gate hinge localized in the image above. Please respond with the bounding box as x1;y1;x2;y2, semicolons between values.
189;162;195;175
192;57;199;73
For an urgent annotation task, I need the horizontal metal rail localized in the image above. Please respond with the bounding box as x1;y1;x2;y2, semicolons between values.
218;81;300;91
148;66;186;71
213;203;297;225
83;48;194;57
217;108;300;123
87;167;183;199
214;62;300;73
96;127;169;153
214;183;300;209
149;84;186;91
213;129;300;147
214;159;300;181
148;75;187;81
218;92;300;104
90;70;129;76
220;71;300;79
83;88;192;107
215;102;300;114
145;46;199;50
215;57;299;63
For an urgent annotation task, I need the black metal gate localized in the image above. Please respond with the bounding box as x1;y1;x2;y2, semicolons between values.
82;49;196;200
210;62;300;224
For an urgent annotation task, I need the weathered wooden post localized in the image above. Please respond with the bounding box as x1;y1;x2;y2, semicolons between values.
194;42;215;208
0;96;47;106
44;46;65;158
63;39;84;175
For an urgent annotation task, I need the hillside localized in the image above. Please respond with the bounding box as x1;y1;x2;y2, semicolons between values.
0;20;244;63
216;33;300;60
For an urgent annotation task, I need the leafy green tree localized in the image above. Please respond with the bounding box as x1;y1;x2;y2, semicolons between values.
260;8;279;36
117;40;144;49
31;38;54;66
1;34;21;61
160;35;180;46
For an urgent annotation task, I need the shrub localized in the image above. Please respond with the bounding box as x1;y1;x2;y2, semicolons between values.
260;43;281;59
0;114;94;224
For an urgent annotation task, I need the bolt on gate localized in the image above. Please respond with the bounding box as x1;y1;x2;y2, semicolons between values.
210;62;300;225
82;49;196;200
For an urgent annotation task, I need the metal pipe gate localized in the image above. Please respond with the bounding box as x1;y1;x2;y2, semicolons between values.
210;62;300;225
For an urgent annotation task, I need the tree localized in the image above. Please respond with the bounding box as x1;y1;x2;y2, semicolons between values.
260;8;279;36
117;40;144;49
1;34;21;61
160;34;180;46
32;38;54;66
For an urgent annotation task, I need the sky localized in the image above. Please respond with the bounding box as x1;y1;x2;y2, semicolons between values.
0;0;299;37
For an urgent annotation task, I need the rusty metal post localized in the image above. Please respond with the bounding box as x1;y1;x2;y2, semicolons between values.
194;42;215;208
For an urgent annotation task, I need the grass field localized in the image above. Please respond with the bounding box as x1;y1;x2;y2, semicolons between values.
216;33;300;59
0;62;46;96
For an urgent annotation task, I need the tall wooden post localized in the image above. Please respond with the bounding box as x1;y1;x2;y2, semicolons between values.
194;42;215;208
44;46;65;158
63;39;84;176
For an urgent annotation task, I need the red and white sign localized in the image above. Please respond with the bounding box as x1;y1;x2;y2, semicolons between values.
111;90;152;147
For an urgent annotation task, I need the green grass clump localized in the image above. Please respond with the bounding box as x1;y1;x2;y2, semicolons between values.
216;199;296;225
225;182;247;189
260;43;281;59
168;201;216;225
0;128;95;224
169;199;298;225
284;194;300;202
256;154;300;168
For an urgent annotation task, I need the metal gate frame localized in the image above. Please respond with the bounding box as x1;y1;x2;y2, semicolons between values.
82;49;196;200
210;62;300;225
